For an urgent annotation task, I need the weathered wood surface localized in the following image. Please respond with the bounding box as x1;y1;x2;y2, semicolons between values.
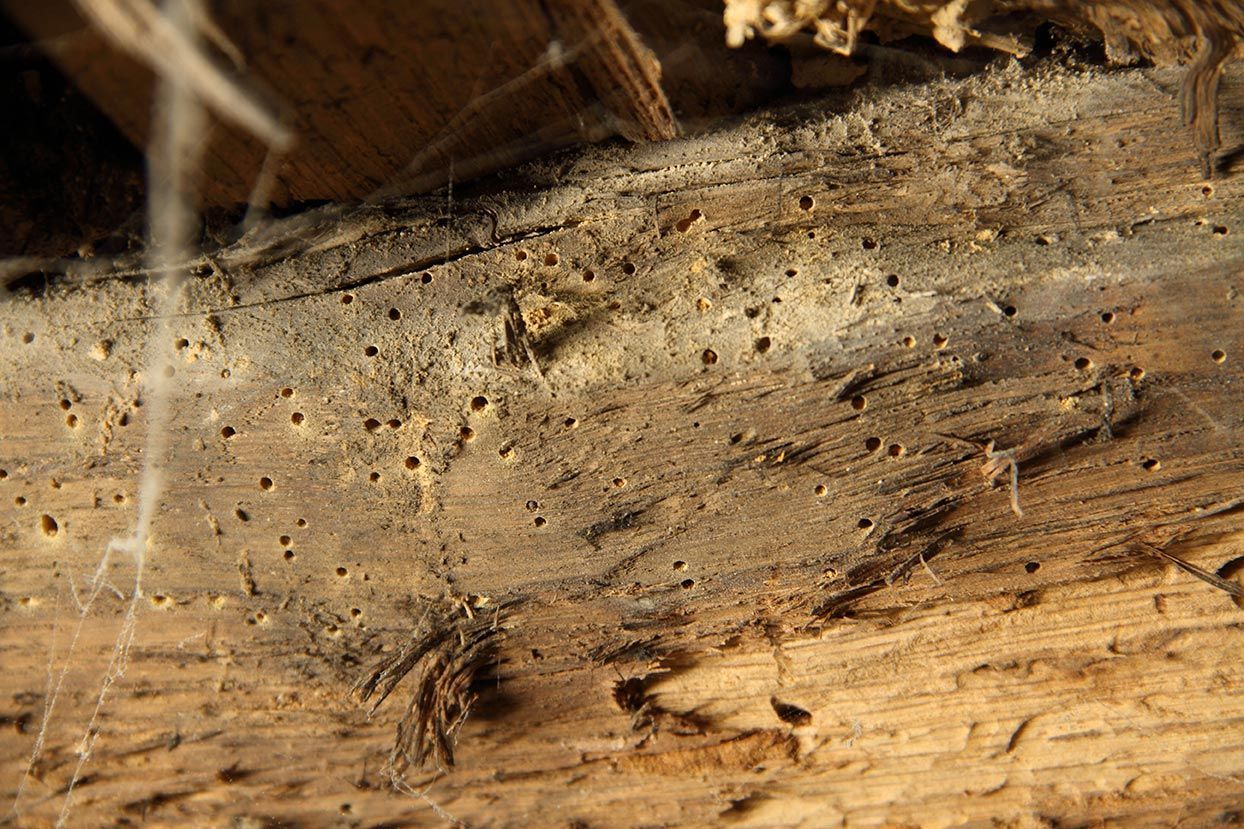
2;60;1244;826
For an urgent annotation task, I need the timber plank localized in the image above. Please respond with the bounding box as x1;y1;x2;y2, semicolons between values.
1;60;1243;827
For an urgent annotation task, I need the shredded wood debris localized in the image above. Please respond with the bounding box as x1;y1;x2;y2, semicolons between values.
355;599;505;775
723;0;1244;171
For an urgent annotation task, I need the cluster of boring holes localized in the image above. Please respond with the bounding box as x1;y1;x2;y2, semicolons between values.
514;249;565;267
59;398;79;429
275;387;305;426
862;435;904;457
281;519;308;561
363;417;403;432
524;499;549;527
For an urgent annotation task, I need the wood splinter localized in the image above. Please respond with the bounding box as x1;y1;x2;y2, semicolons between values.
982;439;1023;518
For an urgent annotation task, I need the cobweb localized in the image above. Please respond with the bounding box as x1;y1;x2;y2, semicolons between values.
11;1;221;823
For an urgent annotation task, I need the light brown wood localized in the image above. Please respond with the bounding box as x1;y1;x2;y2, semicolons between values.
1;58;1243;827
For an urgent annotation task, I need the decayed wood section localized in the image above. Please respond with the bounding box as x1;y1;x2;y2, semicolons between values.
2;60;1243;826
725;0;1244;173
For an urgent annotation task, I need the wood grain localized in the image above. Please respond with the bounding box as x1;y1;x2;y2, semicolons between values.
1;60;1243;827
2;0;678;206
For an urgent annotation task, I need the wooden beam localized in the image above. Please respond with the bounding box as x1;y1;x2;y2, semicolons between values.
1;59;1242;826
3;0;678;206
